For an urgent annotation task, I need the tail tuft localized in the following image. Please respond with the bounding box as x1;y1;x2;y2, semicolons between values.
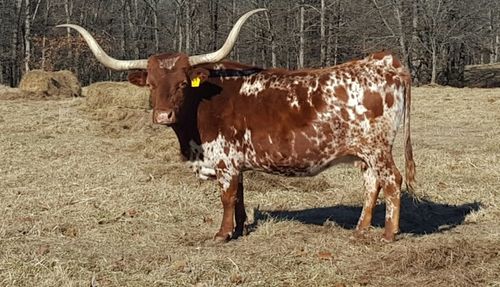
404;78;416;192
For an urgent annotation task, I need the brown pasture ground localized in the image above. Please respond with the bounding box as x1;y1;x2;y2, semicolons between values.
0;86;499;286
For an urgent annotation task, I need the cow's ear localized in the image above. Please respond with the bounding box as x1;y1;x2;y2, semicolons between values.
187;68;210;88
128;71;148;87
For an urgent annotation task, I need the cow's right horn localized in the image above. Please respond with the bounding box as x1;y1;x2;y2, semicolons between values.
56;24;148;70
188;8;267;66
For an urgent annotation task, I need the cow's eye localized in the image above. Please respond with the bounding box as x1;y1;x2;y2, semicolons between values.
178;81;187;90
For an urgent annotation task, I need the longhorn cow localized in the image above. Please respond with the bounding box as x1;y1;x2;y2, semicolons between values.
58;9;416;242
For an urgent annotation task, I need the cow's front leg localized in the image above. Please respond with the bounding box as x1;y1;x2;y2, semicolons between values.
214;173;241;242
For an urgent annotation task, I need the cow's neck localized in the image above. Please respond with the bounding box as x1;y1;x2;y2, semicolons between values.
171;93;204;162
171;66;263;162
170;83;222;162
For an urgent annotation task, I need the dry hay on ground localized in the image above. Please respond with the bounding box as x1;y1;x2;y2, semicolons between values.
0;86;499;286
0;84;24;100
17;69;81;99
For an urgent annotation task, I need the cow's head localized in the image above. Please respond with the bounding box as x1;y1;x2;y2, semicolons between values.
58;9;266;125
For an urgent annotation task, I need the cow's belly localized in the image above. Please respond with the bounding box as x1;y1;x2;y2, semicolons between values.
246;153;359;177
241;120;355;175
188;151;358;180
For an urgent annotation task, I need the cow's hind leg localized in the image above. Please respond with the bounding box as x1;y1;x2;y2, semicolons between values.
380;156;403;242
356;152;402;242
355;164;381;236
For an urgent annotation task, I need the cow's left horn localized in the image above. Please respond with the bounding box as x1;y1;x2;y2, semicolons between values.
56;24;148;70
188;8;267;66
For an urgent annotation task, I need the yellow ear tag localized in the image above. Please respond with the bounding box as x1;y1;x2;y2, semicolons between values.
191;77;201;88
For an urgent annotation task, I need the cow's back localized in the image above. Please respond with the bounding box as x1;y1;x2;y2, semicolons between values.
196;52;409;176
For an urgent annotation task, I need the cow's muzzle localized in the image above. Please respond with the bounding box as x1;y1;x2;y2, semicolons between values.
153;110;176;125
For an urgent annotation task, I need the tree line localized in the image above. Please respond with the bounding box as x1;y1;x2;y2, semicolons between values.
1;0;499;87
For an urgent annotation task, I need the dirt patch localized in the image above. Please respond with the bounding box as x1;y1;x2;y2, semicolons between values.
17;69;81;99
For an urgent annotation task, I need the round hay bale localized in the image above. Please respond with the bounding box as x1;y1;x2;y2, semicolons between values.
84;81;150;110
19;70;81;98
83;81;153;134
464;63;500;88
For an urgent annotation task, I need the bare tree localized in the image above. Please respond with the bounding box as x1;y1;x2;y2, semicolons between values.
11;0;23;86
0;0;498;86
23;0;31;72
298;1;305;69
319;0;326;66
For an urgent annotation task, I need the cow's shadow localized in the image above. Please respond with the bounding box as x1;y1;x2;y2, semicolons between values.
249;193;481;235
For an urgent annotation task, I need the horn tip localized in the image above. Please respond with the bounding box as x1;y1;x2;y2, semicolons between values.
250;8;268;14
56;24;79;29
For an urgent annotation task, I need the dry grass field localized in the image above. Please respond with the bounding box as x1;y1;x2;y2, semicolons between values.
0;85;499;286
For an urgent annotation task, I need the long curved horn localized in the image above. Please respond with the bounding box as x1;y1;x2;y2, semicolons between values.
188;8;267;66
56;24;148;70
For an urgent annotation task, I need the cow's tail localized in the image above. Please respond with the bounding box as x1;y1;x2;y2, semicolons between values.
403;78;416;192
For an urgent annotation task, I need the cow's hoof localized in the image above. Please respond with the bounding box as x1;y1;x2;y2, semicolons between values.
381;232;396;243
351;229;377;242
233;225;248;239
353;229;368;239
353;225;374;239
213;232;232;243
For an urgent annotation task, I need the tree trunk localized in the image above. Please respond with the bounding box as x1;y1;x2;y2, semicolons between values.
210;0;219;51
284;3;292;69
230;0;239;61
126;0;139;58
496;34;499;63
325;14;333;66
264;11;276;67
144;0;159;53
41;0;51;70
489;10;496;64
178;9;183;52
393;0;408;68
185;1;190;54
298;2;305;69
64;0;72;59
24;0;31;73
153;4;159;52
431;40;437;84
333;1;342;66
411;0;419;82
11;0;22;86
320;0;326;67
252;24;257;66
261;42;266;68
120;0;127;58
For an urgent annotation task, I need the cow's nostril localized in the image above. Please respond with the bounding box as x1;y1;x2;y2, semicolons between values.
155;110;175;124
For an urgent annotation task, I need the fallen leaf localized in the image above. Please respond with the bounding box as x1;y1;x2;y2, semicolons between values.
318;251;333;260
